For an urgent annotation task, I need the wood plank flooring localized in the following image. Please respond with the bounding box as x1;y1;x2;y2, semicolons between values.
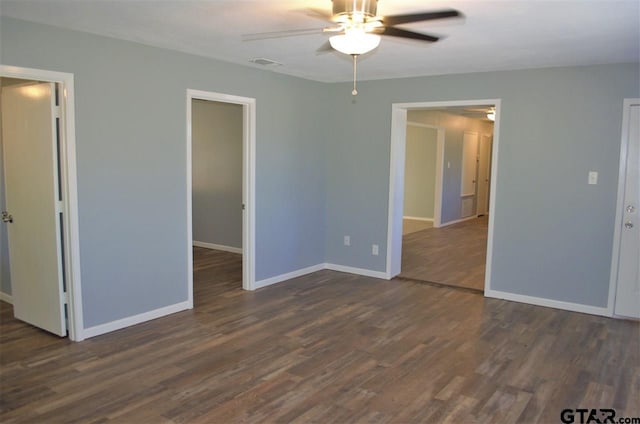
401;216;488;291
1;247;638;423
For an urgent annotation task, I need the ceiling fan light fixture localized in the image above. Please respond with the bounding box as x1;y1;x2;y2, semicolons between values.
329;29;380;55
332;0;378;22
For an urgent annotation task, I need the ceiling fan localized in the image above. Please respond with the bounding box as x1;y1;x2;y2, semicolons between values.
244;0;463;95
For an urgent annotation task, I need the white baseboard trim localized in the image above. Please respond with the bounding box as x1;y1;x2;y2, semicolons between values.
253;262;393;290
193;241;242;254
403;216;434;222
325;263;390;280
437;215;478;228
82;300;192;339
0;291;13;304
484;289;610;317
254;263;325;290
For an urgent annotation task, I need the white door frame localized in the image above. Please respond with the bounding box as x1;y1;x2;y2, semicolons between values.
477;133;493;216
405;121;445;228
386;99;502;293
0;64;84;341
607;97;640;316
186;89;256;303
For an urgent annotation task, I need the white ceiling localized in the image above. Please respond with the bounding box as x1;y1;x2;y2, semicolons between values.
1;0;638;83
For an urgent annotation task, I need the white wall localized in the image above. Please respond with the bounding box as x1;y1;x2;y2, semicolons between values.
403;125;437;219
192;99;243;250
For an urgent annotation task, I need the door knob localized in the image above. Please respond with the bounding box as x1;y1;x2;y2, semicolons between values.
625;221;634;229
627;205;636;213
1;211;12;223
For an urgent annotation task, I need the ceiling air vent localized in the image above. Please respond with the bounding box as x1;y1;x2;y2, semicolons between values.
249;58;282;66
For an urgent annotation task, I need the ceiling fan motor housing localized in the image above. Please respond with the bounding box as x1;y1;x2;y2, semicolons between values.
332;0;378;22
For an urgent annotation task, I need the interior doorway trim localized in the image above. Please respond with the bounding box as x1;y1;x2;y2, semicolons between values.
386;99;501;293
405;121;445;228
0;64;84;341
186;89;256;303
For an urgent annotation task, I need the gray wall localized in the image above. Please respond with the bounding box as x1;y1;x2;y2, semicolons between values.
2;16;638;327
1;17;328;328
192;99;243;249
407;111;493;223
326;63;639;308
403;125;437;219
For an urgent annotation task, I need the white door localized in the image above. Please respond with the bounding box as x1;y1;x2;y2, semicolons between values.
1;82;67;336
477;135;492;216
461;132;478;198
614;102;640;319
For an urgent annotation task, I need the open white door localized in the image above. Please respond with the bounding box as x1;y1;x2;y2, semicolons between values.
1;82;67;336
614;102;640;319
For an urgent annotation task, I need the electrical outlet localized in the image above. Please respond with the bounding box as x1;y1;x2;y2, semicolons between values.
372;244;379;256
344;235;351;246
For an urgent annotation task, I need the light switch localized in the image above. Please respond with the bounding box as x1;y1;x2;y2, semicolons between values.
588;171;598;185
344;235;350;246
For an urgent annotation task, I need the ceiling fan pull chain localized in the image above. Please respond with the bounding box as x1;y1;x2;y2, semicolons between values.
352;54;358;96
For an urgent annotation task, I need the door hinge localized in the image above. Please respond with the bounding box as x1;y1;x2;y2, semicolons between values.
63;291;69;304
56;201;64;214
54;105;61;118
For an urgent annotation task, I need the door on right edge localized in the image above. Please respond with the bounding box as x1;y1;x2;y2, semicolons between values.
614;103;640;318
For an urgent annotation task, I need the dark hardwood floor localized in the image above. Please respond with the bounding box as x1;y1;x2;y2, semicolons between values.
401;216;489;291
1;247;638;423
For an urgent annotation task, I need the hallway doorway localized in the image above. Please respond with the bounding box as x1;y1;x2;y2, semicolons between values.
387;100;500;292
186;89;256;308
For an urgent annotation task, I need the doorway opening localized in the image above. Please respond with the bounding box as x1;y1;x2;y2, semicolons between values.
402;122;444;233
186;89;256;308
387;100;501;293
0;66;83;341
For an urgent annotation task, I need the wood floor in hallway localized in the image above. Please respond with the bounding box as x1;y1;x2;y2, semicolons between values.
1;247;638;423
401;216;488;291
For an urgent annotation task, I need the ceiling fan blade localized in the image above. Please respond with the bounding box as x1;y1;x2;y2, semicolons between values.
316;41;334;54
298;7;333;21
242;27;324;41
382;9;462;26
382;27;439;43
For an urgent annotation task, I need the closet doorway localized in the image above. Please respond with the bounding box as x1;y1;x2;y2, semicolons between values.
186;90;256;308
